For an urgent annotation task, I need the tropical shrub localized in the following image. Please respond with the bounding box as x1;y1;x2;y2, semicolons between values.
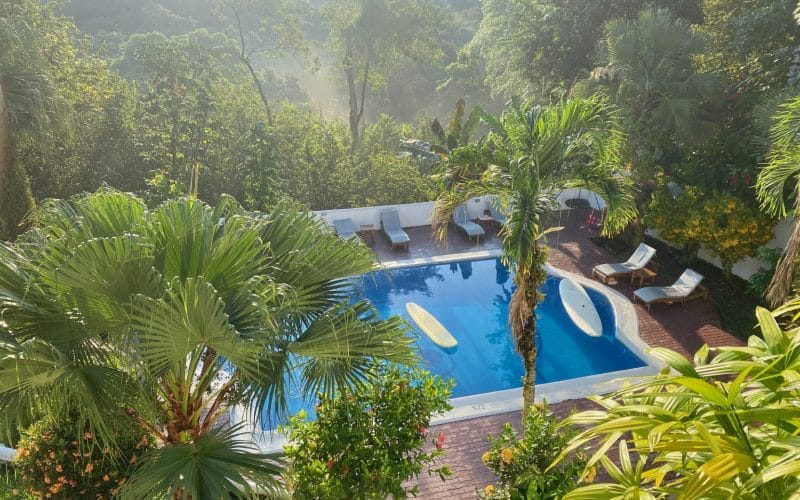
478;403;586;500
644;185;704;262
647;187;773;272
0;189;415;498
554;306;800;498
701;192;774;274
284;365;453;499
14;413;151;499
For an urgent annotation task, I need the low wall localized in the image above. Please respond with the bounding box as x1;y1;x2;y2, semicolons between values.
314;189;605;229
314;190;791;282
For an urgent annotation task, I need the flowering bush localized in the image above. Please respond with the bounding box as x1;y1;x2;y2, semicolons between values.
284;365;453;499
646;187;773;273
478;403;586;500
644;186;704;262
13;414;151;499
700;193;773;274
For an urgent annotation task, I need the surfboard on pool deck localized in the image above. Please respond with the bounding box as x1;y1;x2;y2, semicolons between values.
405;302;458;348
558;278;603;337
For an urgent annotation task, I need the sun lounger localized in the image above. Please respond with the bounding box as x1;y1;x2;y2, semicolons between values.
453;205;485;241
633;269;707;310
592;243;656;283
380;209;410;250
333;218;357;240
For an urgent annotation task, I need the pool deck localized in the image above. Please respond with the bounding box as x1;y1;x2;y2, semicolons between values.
369;210;743;498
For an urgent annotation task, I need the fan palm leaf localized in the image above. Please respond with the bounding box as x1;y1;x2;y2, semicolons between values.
0;189;415;496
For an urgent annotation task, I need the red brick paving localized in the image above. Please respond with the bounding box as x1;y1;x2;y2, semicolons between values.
379;213;743;498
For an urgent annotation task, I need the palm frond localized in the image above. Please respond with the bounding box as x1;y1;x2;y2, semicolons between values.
121;425;287;500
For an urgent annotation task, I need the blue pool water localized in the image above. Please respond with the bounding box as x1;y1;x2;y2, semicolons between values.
355;258;644;398
260;258;644;429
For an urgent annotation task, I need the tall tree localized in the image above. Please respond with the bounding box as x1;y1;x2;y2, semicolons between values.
0;1;61;239
575;7;719;215
698;0;798;92
433;98;636;410
322;0;447;149
0;190;415;497
212;0;308;125
465;0;702;99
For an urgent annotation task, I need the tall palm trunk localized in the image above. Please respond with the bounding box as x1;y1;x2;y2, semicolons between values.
0;77;8;238
510;242;547;413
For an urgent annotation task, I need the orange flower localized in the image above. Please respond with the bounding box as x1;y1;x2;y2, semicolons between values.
103;474;110;481
44;476;51;484
84;463;94;473
55;465;63;472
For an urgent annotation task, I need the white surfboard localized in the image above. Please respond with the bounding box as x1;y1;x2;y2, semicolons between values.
558;278;603;337
405;302;458;348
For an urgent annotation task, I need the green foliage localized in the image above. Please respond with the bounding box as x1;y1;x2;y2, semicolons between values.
698;0;798;91
0;189;416;497
284;365;453;499
577;8;719;178
647;187;774;273
466;0;702;98
748;247;786;297
478;403;586;500
14;413;151;499
556;306;800;498
644;186;705;261
322;0;449;145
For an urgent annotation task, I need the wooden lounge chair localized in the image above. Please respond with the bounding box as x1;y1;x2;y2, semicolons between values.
593;243;656;284
453;204;485;242
380;209;410;250
633;269;708;310
333;218;357;240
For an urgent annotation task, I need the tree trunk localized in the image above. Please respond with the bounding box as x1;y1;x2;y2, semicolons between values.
510;244;547;415
241;56;274;126
0;78;35;240
232;6;274;126
345;40;369;152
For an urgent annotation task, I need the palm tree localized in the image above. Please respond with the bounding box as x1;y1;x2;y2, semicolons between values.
401;98;482;170
0;72;55;239
576;8;718;181
756;94;800;306
433;98;635;411
0;189;415;497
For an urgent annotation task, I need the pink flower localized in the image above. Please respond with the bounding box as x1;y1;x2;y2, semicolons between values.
326;459;334;470
418;424;427;435
435;433;445;450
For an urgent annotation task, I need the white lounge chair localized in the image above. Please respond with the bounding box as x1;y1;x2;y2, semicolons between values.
380;209;410;250
633;269;707;310
453;205;485;242
592;243;656;283
333;218;357;240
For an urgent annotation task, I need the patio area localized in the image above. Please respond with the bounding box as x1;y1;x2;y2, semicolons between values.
369;209;743;498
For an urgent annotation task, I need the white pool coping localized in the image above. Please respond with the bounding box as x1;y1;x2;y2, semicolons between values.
229;249;662;454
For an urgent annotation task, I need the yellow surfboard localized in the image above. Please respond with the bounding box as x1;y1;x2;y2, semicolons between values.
405;302;458;348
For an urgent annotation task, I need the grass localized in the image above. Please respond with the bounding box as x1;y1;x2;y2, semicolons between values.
591;236;764;341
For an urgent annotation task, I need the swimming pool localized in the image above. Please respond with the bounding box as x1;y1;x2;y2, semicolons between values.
252;255;648;433
355;257;645;398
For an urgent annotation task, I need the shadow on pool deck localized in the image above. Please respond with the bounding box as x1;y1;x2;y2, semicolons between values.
374;209;743;498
